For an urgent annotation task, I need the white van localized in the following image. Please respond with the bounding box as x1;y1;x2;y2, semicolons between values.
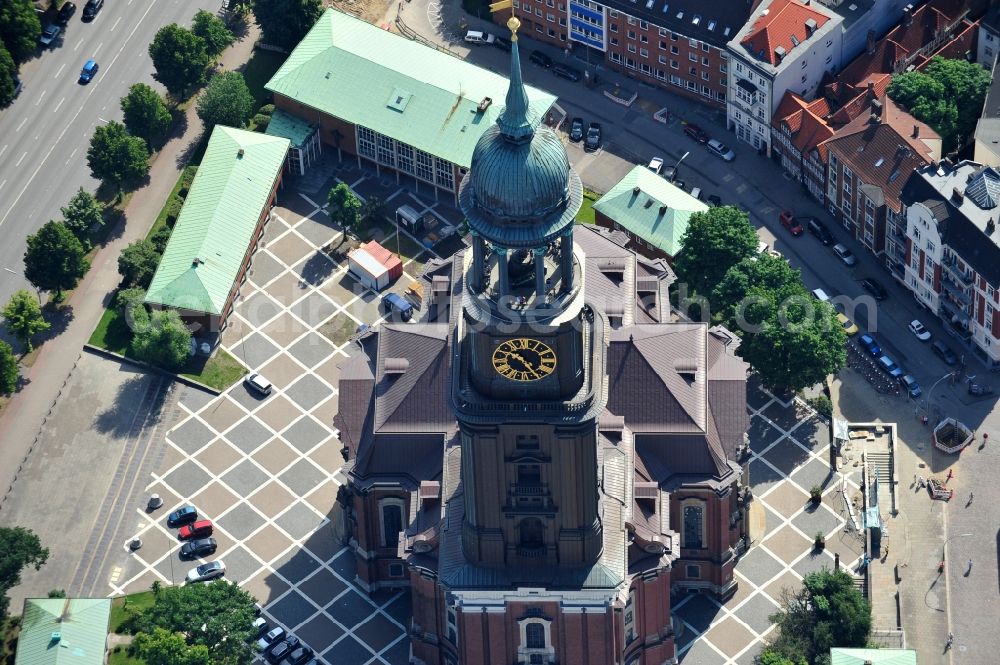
395;205;423;233
811;288;831;302
464;30;496;45
689;186;703;200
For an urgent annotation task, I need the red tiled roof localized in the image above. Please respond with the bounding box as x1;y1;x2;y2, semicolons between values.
772;91;835;160
741;0;831;66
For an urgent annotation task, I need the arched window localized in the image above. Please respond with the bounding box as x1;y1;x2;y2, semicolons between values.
525;622;545;649
378;498;406;548
682;501;705;549
518;618;553;660
519;518;544;548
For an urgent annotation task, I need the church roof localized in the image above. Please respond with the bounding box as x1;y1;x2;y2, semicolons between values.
373;324;452;433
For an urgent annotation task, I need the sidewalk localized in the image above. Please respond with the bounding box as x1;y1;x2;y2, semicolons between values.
0;24;261;512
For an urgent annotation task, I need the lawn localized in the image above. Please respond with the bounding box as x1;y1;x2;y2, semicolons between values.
180;348;246;391
241;48;287;108
109;591;156;633
89;306;132;355
145;165;198;243
576;189;600;224
108;649;143;665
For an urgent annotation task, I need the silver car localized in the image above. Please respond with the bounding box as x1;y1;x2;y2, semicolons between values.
186;560;226;583
832;243;857;266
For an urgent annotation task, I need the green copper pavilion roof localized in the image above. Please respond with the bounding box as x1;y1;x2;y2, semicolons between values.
265;108;317;149
264;9;557;168
830;648;917;665
14;598;111;665
145;126;289;315
592;165;708;257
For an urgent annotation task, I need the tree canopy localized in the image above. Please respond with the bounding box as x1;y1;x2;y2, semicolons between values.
130;310;191;371
327;183;362;248
0;341;18;395
196;71;254;132
253;0;323;50
3;290;49;353
87;121;151;194
191;10;235;58
61;187;104;247
23;221;90;301
121;83;173;147
148;24;210;98
0;0;42;63
887;57;991;153
118;239;162;289
0;526;49;619
133;627;211;665
0;42;18;108
674;206;760;298
766;569;871;665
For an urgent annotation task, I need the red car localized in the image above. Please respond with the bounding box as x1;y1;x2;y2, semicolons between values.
779;210;803;236
683;123;709;144
178;519;213;540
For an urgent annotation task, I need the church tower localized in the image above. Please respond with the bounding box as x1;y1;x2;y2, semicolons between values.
453;17;605;568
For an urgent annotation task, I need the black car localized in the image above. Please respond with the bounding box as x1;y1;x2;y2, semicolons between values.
932;340;959;366
585;122;601;151
552;63;581;82
804;216;833;245
57;2;77;24
860;277;888;301
179;537;217;560
265;636;300;663
82;0;103;21
493;36;511;52
166;505;197;527
706;194;722;207
285;646;315;665
529;50;553;68
569;117;584;142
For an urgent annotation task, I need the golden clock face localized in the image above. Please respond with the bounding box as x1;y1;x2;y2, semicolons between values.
492;338;557;381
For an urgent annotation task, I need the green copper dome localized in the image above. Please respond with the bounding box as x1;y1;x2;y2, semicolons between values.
459;29;582;248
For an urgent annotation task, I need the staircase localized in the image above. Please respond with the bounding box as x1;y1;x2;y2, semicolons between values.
866;451;892;487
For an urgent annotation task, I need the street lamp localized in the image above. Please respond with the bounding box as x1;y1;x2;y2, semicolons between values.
924;371;956;421
940;532;973;571
672;151;690;182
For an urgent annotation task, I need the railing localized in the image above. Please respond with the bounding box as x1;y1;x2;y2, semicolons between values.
517;545;547;558
512;484;546;496
942;257;974;285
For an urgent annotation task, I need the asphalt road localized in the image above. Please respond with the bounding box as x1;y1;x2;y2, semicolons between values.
0;0;219;307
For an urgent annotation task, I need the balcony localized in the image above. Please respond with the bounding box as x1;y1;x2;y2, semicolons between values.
512;483;545;496
942;255;974;285
517;544;547;558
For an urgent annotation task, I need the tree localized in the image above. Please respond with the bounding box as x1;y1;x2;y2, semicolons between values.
756;648;805;665
0;0;42;63
767;569;871;665
2;290;49;353
191;10;235;58
114;287;149;333
118;240;162;289
327;183;362;248
148;24;210;98
252;0;322;50
196;71;254;132
131;310;191;371
121;83;173;147
0;341;18;395
0;526;49;619
924;57;991;148
60;188;104;247
674;206;759;298
23;221;90;301
713;254;802;322
0;42;17;108
87;121;151;195
134;627;211;665
136;579;257;664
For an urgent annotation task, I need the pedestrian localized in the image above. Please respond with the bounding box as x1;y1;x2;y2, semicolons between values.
946;632;954;649
967;492;973;506
967;558;973;574
946;469;953;481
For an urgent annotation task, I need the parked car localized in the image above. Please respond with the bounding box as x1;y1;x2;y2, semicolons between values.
836;312;859;336
178;519;213;540
78;59;99;84
908;319;932;341
552;63;581;81
39;24;61;46
858;334;881;356
257;627;286;653
832;243;856;266
186;560;226;583
804;217;833;245
585;122;602;151
878;355;904;378
861;277;888;300
968;383;994;396
683;123;709;143
57;2;77;24
265;636;300;663
167;505;198;527
706;194;722;207
900;375;922;398
463;30;495;45
179;537;217;559
529;50;553;68
932;340;959;365
244;373;273;396
493;36;511;51
382;292;414;321
568;117;584;142
706;139;735;161
285;646;315;665
81;0;103;20
647;157;664;174
251;617;268;637
779;210;803;236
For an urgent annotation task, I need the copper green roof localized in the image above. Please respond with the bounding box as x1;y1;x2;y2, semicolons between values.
14;598;110;665
265;108;317;149
592;165;708;257
145;126;289;315
830;648;917;665
264;9;557;168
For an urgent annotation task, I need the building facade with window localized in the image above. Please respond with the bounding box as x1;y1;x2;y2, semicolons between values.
497;0;762;108
334;30;752;665
900;161;1000;368
266;9;556;204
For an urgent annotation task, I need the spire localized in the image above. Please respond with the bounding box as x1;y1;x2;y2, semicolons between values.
497;16;536;143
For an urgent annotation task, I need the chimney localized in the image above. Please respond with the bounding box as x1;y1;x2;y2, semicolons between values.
866;29;876;55
952;187;964;205
632;186;641;195
237;148;245;158
774;45;786;63
903;4;914;26
659;204;668;214
477;96;492;113
988;218;996;234
913;124;920;138
805;18;817;36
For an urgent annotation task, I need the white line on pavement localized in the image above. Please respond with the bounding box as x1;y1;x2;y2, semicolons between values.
55;63;66;78
34;90;45;106
0;180;6;191
53;97;65;113
15;118;26;132
74;37;83;51
97;117;108;123
0;145;5;158
94;42;104;56
68;148;77;161
15;153;26;167
111;17;122;31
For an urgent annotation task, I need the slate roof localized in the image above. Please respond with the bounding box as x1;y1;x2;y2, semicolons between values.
592;165;708;257
373;324;452;433
600;0;759;49
15;598;111;665
145;127;288;315
739;0;832;66
265;9;556;168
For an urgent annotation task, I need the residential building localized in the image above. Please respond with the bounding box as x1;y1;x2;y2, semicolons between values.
14;598;111;665
267;9;556;202
771;92;836;202
499;0;763;108
974;58;1000;167
977;1;1000;66
334;31;752;665
144;126;289;335
900;160;1000;368
824;95;939;271
593;165;708;261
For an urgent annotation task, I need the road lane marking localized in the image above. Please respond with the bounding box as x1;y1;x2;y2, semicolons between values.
15;153;26;167
55;63;66;78
97;117;108;123
68;148;77;161
111;16;122;31
53;96;65;113
34;90;45;106
94;41;104;56
16;118;27;131
0;145;7;159
0;180;6;191
74;37;83;51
